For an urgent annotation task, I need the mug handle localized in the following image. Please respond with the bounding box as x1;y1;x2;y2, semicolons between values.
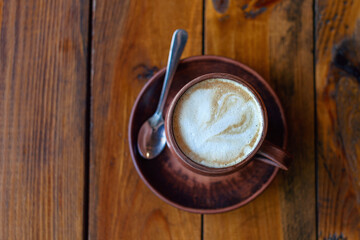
255;140;290;170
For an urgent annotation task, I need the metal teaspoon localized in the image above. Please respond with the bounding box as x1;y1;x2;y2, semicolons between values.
137;29;188;159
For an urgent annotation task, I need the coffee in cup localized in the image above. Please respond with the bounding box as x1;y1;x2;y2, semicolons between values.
172;78;264;168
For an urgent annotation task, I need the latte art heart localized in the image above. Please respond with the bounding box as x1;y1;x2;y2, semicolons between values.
173;78;264;168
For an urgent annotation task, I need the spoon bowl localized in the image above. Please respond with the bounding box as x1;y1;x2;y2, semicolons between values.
137;113;166;159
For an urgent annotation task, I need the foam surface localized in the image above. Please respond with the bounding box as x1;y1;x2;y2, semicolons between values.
173;78;264;168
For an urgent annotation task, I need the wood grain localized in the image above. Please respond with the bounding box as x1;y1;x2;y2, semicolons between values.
0;0;88;239
316;0;360;239
89;0;202;239
204;0;315;239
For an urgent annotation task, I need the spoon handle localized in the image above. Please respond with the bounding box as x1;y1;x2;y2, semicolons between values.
155;29;188;117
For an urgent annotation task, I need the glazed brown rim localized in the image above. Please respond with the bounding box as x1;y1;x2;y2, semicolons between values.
128;55;288;214
165;73;269;176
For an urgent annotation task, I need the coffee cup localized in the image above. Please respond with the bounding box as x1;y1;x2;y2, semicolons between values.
165;73;290;176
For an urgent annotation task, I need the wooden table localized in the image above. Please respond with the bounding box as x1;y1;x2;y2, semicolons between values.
1;0;359;239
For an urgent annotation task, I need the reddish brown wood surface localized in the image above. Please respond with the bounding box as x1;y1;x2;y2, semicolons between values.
204;0;315;239
0;0;88;239
1;0;360;239
316;0;360;239
89;0;202;239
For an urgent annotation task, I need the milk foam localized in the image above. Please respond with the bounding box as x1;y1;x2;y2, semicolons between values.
173;78;264;168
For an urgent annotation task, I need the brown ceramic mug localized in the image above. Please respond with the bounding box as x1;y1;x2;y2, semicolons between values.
165;73;290;176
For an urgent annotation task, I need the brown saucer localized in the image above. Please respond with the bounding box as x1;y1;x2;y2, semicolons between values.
128;55;288;214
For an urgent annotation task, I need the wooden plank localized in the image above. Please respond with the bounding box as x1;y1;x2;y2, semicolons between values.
204;0;315;239
316;0;360;239
0;0;88;239
89;0;202;239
